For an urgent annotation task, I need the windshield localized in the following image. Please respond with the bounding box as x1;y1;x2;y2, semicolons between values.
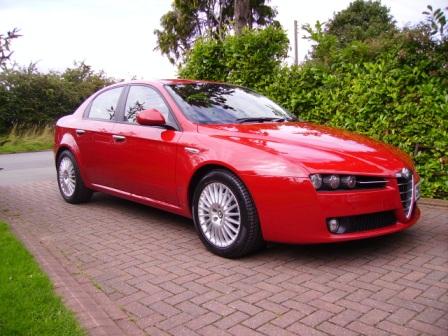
165;83;295;124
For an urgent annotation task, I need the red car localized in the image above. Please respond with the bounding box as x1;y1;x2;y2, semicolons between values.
55;80;420;258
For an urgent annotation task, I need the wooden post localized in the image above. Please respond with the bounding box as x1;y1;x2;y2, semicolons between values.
294;20;298;65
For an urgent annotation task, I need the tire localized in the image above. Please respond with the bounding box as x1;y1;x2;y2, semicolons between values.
192;169;264;258
56;150;92;204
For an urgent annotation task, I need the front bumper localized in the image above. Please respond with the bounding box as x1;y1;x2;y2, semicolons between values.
241;174;420;244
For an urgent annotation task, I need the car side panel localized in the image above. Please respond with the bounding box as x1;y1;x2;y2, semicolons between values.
111;123;182;205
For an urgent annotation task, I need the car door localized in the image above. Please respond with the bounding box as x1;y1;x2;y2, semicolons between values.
112;84;182;205
76;86;125;188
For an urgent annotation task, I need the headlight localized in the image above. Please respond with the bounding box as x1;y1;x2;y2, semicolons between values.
323;175;340;189
310;174;323;189
309;174;358;190
341;175;356;189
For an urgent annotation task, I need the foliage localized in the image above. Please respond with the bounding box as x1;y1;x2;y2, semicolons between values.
0;61;114;133
303;0;397;64
423;5;448;39
179;25;289;88
0;28;21;70
179;3;448;199
326;0;396;46
154;0;277;64
0;222;85;335
0;125;53;154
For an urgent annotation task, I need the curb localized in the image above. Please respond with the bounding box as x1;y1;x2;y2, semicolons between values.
419;197;448;208
8;223;136;336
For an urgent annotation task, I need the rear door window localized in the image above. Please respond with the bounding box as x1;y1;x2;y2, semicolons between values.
88;87;123;120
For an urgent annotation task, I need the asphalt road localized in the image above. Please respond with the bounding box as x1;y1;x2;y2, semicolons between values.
0;150;55;186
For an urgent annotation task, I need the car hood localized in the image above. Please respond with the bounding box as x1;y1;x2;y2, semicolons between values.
198;122;414;176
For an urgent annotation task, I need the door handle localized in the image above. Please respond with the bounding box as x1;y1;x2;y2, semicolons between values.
76;129;86;135
112;134;126;142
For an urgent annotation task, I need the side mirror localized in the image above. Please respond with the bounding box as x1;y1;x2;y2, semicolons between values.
136;109;166;126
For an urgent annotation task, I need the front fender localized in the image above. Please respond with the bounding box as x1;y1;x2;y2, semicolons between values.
175;132;309;215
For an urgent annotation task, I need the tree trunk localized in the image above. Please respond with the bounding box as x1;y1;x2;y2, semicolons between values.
234;0;250;34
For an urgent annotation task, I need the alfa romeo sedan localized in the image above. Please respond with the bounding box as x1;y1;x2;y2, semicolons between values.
55;80;420;258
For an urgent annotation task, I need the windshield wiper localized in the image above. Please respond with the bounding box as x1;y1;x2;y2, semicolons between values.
236;117;287;123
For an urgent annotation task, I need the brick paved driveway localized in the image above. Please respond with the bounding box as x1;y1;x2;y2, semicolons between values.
0;180;447;336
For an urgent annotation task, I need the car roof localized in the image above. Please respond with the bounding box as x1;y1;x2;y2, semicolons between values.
123;79;225;86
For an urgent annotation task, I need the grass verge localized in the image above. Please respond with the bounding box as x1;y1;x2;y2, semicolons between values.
0;222;85;336
0;125;53;154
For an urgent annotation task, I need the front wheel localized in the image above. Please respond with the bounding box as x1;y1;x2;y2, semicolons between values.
56;150;92;204
192;170;264;258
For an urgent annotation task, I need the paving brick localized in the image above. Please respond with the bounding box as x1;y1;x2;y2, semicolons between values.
214;311;250;330
157;312;193;330
242;311;276;329
378;320;420;336
255;300;289;315
228;324;265;336
329;309;363;327
347;321;389;336
300;309;334;327
407;319;448;336
1;181;447;336
359;308;389;325
281;300;316;315
203;300;235;316
287;322;328;336
416;307;445;324
317;321;358;336
123;301;154;318
257;323;297;336
198;325;232;336
176;301;208;317
271;310;305;328
186;312;221;330
229;300;262;316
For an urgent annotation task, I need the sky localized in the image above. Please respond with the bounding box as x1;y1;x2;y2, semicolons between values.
0;0;446;80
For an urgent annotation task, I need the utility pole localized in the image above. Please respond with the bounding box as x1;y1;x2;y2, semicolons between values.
294;20;298;66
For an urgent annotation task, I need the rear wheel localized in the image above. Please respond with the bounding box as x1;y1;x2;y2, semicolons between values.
192;169;264;258
57;150;92;204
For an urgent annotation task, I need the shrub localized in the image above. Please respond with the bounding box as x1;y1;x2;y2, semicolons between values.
0;62;114;133
179;25;289;88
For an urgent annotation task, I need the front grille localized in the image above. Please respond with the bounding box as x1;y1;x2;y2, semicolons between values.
355;176;387;189
397;175;414;218
328;211;396;234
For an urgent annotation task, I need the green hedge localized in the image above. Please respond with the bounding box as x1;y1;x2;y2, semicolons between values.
260;61;448;199
0;62;113;133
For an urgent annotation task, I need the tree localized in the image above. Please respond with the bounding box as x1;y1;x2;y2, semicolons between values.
326;0;396;46
234;0;250;34
0;62;114;132
423;5;448;40
0;28;21;70
179;26;288;88
154;0;277;65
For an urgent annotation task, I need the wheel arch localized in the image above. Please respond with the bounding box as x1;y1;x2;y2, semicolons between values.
55;145;72;165
187;163;245;211
55;136;90;187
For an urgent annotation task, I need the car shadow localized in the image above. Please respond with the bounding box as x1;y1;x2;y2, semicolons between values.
88;192;418;264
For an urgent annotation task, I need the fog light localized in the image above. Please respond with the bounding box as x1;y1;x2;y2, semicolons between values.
327;218;339;233
342;175;356;189
324;175;340;189
310;174;323;189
